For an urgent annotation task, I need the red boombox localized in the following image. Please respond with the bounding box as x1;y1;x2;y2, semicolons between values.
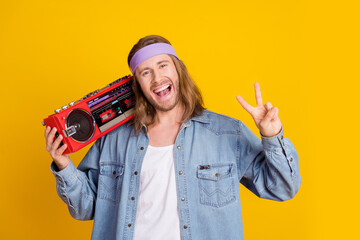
42;75;135;154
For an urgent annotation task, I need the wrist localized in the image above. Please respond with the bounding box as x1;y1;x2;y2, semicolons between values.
55;159;70;171
260;126;282;138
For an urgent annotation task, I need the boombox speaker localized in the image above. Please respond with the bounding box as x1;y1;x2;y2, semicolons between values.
42;75;135;154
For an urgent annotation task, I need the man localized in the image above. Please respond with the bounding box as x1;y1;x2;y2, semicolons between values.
45;35;301;240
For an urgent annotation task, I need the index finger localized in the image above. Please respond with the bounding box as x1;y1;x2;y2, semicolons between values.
46;127;57;145
254;82;263;107
236;95;253;114
44;126;51;138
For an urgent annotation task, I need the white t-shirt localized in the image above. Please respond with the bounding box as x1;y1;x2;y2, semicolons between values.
133;145;181;240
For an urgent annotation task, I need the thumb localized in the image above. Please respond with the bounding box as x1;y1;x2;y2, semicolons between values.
262;107;277;124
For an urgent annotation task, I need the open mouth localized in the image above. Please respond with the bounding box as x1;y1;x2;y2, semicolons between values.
153;83;172;98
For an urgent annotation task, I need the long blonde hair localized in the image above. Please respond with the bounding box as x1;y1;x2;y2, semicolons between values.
128;35;205;135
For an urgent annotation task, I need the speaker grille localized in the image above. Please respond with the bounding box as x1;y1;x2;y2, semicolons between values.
66;109;95;142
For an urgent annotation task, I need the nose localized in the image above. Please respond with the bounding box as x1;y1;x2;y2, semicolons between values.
152;68;163;84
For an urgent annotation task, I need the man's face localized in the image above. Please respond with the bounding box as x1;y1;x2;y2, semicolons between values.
135;54;180;112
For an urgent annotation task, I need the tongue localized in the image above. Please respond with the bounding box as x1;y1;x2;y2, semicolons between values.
157;88;170;97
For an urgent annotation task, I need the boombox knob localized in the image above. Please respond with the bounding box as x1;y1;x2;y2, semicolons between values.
55;108;61;114
69;102;74;107
62;105;68;110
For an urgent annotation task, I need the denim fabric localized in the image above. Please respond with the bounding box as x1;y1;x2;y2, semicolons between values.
51;110;301;240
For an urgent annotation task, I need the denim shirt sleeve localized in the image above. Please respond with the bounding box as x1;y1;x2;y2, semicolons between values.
50;140;101;220
238;121;301;201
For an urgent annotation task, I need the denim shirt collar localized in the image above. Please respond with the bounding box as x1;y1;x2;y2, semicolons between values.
189;112;211;124
141;110;211;132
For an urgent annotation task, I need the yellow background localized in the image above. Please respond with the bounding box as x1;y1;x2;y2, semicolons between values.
0;0;359;239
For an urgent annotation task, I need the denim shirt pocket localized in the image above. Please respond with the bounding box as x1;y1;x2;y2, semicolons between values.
197;163;236;208
99;162;124;204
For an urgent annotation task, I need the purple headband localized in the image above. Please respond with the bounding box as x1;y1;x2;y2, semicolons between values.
129;43;178;74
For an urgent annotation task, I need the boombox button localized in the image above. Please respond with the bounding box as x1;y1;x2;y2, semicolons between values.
55;108;61;113
69;102;74;106
62;105;68;110
63;125;77;138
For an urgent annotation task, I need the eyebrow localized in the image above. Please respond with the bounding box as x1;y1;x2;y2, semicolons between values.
138;60;171;74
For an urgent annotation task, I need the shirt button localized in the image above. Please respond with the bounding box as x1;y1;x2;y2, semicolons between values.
215;173;219;177
177;145;181;149
134;171;138;175
183;225;188;229
131;197;135;200
181;197;185;201
281;135;284;140
140;147;144;150
290;157;293;162
178;171;183;175
128;224;132;227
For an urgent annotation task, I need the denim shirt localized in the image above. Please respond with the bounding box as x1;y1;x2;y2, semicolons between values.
51;110;301;240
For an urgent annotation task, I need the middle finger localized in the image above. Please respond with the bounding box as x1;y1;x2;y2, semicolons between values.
254;83;263;107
